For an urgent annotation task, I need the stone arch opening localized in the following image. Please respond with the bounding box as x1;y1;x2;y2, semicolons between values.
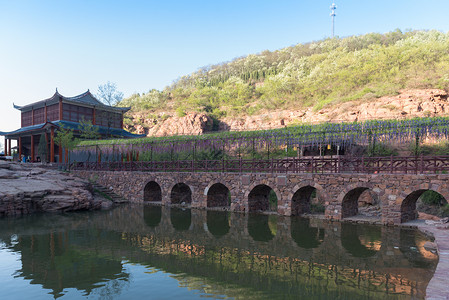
248;184;277;212
248;214;276;242
291;217;324;249
144;206;162;227
171;183;192;205
206;211;230;238
401;189;448;223
341;223;381;258
170;207;191;231
144;181;162;202
292;186;323;215
342;187;380;219
207;183;230;208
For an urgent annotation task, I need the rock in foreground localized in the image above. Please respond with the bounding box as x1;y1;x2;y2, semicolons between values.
0;162;109;216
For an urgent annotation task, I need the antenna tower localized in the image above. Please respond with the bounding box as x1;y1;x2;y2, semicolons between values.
330;2;337;38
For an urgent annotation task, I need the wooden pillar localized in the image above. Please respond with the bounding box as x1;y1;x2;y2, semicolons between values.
50;127;55;163
4;137;7;156
59;98;63;120
8;139;11;157
65;148;68;163
18;137;22;160
30;135;35;162
92;107;96;125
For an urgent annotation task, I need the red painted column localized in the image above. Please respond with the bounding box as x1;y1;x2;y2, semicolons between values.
4;137;7;156
18;137;22;161
50;127;55;162
8;139;11;157
30;135;35;162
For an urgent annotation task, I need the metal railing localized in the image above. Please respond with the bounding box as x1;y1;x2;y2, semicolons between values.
66;155;449;174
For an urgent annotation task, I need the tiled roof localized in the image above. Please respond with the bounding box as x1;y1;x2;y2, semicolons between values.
0;120;144;139
13;89;130;113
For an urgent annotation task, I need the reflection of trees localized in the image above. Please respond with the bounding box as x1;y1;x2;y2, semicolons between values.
13;231;129;298
341;223;381;258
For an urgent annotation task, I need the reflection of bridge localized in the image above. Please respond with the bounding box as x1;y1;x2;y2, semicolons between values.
0;205;437;299
73;164;449;224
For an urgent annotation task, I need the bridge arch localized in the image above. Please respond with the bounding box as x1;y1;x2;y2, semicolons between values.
400;184;449;223
338;183;381;219
290;182;325;216
245;183;280;212
144;180;162;202
170;182;192;205
204;182;231;208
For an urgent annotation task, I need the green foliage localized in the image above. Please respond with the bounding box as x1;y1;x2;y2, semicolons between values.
269;190;278;211
366;143;398;157
120;30;449;118
419;190;447;206
176;106;186;117
412;141;449;156
54;126;79;151
37;134;48;162
78;119;100;140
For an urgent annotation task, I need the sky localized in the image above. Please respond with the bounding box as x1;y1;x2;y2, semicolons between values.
1;0;449;133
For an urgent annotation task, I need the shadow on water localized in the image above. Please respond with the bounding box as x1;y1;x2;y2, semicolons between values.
291;217;324;249
170;207;191;231
341;223;381;258
206;211;230;238
247;214;277;242
144;205;162;227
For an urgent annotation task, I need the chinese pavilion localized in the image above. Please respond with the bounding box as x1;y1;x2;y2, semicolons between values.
1;89;143;163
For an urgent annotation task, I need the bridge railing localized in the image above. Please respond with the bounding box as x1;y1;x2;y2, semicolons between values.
67;155;449;174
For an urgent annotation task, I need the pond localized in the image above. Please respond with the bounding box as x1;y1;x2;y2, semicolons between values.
0;205;438;299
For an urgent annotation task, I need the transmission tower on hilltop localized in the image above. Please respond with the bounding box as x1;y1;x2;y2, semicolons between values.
330;2;337;38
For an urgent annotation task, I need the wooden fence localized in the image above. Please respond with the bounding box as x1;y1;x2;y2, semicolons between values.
68;155;449;174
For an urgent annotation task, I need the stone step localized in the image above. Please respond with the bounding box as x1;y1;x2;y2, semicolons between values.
91;184;128;204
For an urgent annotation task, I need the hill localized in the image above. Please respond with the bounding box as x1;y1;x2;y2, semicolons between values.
118;30;449;136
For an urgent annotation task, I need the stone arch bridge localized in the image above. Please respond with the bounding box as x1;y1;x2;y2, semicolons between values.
73;169;449;225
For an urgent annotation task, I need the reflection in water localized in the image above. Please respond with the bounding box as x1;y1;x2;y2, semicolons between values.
247;214;276;242
400;228;437;269
291;217;324;249
206;211;230;238
144;205;161;227
341;223;381;258
170;207;191;231
0;205;438;299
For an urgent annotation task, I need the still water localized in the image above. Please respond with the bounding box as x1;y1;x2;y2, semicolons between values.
0;205;438;299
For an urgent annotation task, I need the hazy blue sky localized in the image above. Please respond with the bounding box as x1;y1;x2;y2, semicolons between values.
1;0;449;131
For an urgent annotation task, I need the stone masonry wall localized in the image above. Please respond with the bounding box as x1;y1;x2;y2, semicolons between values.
72;170;449;225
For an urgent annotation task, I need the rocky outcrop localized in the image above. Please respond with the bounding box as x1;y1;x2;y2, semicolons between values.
125;89;449;136
126;112;213;136
0;162;110;216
